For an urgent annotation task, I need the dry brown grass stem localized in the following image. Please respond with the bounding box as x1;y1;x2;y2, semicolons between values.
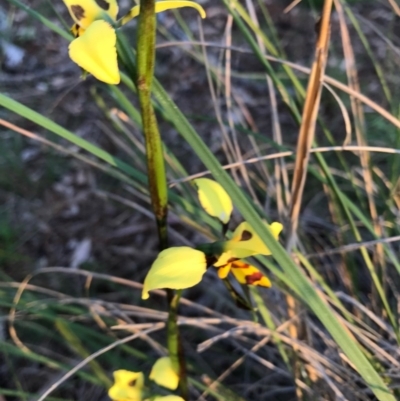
268;75;291;216
35;325;165;401
8;266;246;327
323;83;352;143
284;0;303;13
170;145;400;185
387;0;400;16
288;0;333;245
306;234;400;258
6;271;396;400
285;4;333;392
197;19;237;168
335;0;385;273
196;336;271;400
157;41;400;130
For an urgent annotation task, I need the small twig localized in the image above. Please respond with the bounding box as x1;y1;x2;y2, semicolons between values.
36;325;165;401
169;145;400;185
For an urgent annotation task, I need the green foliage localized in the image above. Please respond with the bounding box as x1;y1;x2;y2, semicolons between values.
1;0;400;400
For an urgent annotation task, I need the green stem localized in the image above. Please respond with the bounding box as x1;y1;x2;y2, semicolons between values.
136;1;187;398
167;289;188;400
137;0;168;249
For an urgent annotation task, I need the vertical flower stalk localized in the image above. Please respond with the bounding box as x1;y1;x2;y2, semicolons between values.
136;1;187;399
167;289;187;399
137;0;168;249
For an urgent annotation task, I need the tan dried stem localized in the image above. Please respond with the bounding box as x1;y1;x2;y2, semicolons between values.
286;1;333;397
288;0;333;247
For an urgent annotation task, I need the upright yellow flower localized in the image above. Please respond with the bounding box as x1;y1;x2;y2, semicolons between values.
214;253;271;287
222;221;283;259
212;221;282;285
108;370;144;401
109;367;184;401
61;0;206;84
141;179;283;297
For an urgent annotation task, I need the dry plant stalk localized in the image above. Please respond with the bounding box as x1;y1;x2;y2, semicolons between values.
286;0;333;397
288;0;333;244
387;0;400;16
334;0;385;272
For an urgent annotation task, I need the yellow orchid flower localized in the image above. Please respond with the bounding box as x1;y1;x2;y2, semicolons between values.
141;174;281;298
211;221;282;286
69;20;119;84
141;222;282;297
109;368;185;401
230;260;271;287
142;247;207;299
214;255;271;287
149;357;179;390
195;178;233;224
223;221;283;259
62;0;206;84
63;0;119;30
108;370;144;401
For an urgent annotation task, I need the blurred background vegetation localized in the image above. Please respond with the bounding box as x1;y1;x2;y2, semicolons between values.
1;0;400;400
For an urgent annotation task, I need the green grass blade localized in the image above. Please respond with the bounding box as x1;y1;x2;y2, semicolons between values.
0;93;142;182
5;0;71;40
151;78;396;401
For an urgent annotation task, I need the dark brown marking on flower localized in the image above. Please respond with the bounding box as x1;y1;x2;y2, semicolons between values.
95;0;110;10
232;262;249;269
128;379;137;386
240;230;253;241
227;257;239;264
71;23;80;38
245;272;263;285
71;5;85;21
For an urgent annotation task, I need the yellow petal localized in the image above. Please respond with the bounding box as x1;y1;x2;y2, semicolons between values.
63;0;118;29
154;0;206;18
69;20;120;84
212;251;234;279
216;263;231;279
150;357;179;390
142;247;207;299
230;261;271;287
121;1;206;25
214;251;233;267
224;221;283;258
108;370;144;401
195;178;233;224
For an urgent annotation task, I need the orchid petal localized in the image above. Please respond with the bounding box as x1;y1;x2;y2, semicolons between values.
142;247;207;299
63;0;118;29
150;357;179;390
216;263;231;279
230;261;271;287
224;221;283;258
69;20;120;84
121;1;206;26
195;178;233;224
